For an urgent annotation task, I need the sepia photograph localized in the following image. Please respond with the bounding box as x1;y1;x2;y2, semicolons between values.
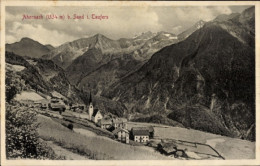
1;1;259;165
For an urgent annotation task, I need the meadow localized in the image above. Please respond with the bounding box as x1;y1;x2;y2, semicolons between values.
37;114;169;160
127;122;255;159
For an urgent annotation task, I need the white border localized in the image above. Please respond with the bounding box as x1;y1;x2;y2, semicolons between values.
1;1;260;166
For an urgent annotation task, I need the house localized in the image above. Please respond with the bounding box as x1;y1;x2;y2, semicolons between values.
98;118;112;129
131;126;154;138
131;129;150;143
112;128;129;144
91;109;103;123
112;118;127;129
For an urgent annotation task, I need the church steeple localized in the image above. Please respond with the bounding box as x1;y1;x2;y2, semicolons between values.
88;91;94;120
89;91;92;104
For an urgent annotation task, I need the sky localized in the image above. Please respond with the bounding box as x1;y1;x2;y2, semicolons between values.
6;5;251;47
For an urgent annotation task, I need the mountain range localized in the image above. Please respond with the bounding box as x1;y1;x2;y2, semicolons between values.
70;31;181;94
5;6;255;141
102;6;255;140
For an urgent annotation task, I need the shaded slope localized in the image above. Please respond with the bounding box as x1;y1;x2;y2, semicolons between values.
103;19;255;140
75;31;179;94
5;51;82;103
6;38;52;58
6;51;127;117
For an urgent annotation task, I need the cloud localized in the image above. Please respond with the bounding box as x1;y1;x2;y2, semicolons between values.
6;6;163;46
5;6;247;46
6;21;77;46
173;6;232;22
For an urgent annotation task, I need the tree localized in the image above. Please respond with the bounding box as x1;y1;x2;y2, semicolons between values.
6;86;17;103
6;103;58;159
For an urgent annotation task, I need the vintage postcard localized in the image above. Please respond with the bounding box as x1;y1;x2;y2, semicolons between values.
1;1;259;166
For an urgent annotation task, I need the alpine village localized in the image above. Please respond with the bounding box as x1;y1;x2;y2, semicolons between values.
5;6;255;160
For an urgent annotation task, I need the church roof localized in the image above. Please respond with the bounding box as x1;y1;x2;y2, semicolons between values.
92;109;100;117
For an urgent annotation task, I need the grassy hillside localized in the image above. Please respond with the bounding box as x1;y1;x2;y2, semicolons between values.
37;114;168;160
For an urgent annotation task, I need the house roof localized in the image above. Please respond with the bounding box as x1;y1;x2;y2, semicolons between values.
159;142;177;149
112;118;127;124
100;118;112;125
92;109;100;117
132;126;154;133
112;128;129;134
132;129;149;136
163;146;176;154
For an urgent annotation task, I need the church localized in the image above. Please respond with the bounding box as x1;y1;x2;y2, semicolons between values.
88;92;103;123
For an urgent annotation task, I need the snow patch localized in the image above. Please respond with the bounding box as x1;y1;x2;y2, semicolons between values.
164;34;171;37
169;36;178;40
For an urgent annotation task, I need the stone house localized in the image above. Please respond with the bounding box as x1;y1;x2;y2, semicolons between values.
112;128;129;144
98;118;112;129
131;129;150;143
112;118;127;129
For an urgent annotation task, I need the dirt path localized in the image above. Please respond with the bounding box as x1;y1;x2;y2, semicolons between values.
206;138;225;148
46;141;89;160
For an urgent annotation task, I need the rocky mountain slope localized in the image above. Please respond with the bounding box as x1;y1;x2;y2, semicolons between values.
66;20;207;91
75;31;180;95
132;31;179;61
6;38;53;58
177;20;206;41
43;32;155;69
42;21;204;93
102;7;255;141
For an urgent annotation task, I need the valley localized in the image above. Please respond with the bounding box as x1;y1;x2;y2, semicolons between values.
7;102;254;160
